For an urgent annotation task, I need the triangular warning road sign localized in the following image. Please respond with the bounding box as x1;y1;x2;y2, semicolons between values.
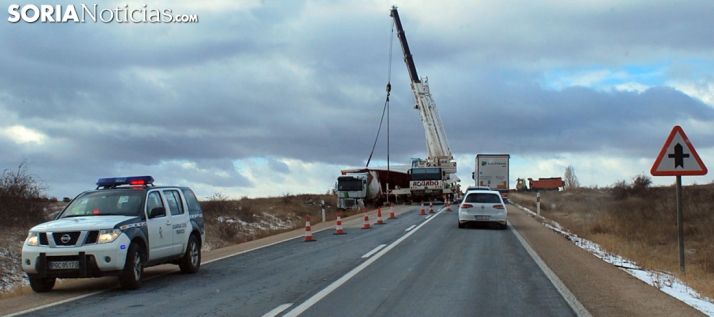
651;125;708;176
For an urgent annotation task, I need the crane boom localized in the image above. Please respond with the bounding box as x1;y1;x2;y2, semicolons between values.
390;7;420;85
390;6;456;175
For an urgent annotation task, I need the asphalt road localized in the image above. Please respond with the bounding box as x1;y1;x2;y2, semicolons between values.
18;206;574;317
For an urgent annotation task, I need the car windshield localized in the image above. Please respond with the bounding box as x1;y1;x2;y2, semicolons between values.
61;190;145;218
464;193;502;204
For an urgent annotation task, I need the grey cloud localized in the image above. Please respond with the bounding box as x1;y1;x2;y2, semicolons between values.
2;1;714;198
268;158;290;174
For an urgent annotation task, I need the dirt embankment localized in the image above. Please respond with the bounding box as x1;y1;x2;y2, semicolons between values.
201;194;357;250
510;184;714;300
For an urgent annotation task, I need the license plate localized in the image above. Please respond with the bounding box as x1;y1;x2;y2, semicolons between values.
475;215;490;221
49;261;79;270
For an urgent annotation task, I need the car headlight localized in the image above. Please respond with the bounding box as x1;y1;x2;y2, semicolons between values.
25;232;39;246
97;229;122;244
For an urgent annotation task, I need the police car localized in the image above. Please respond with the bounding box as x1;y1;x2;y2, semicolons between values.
21;176;205;292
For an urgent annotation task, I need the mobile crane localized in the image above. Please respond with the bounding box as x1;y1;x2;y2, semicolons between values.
390;6;458;202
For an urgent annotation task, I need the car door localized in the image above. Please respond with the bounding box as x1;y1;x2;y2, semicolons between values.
162;189;190;256
145;190;173;261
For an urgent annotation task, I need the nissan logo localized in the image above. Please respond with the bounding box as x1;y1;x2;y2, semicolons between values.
60;234;71;244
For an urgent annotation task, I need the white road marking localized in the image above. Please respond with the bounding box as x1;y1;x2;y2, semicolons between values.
283;209;445;317
510;222;592;317
204;230;324;265
262;303;293;317
425;214;432;219
361;244;387;259
404;224;416;232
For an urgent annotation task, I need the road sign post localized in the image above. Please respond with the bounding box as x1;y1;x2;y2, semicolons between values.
676;175;684;273
650;125;708;273
320;200;326;223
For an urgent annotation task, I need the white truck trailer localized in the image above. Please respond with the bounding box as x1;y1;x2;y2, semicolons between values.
474;154;510;201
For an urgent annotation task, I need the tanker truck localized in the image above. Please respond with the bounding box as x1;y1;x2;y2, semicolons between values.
335;167;410;209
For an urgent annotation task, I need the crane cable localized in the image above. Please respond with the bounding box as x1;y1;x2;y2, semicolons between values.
366;20;394;168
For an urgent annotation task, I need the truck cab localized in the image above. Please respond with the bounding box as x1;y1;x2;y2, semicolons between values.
409;166;448;201
336;174;368;209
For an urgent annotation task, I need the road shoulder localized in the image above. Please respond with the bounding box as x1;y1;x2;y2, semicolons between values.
508;205;703;317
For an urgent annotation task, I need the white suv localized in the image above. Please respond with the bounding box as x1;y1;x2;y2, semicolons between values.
457;189;507;229
21;176;205;292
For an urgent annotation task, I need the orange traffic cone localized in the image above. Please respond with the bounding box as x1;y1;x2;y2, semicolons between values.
419;202;426;216
376;207;385;225
362;212;371;229
429;201;435;214
334;215;346;235
388;205;397;219
304;216;316;242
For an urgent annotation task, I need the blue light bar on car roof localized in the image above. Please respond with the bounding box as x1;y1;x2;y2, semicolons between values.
96;176;154;188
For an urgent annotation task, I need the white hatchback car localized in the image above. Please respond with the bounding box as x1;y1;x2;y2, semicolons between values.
457;190;507;229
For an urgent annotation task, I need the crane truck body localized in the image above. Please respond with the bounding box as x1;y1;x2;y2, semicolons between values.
391;7;458;202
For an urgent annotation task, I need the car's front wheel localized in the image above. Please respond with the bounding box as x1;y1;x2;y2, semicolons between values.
28;274;55;293
179;234;201;273
119;242;144;289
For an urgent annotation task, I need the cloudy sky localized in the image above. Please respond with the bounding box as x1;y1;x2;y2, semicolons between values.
2;0;713;199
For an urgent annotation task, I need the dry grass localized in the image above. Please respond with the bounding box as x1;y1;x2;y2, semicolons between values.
510;184;714;300
200;194;357;250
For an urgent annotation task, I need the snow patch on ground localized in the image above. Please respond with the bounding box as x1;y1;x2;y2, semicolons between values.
216;212;297;235
0;247;28;293
513;203;714;316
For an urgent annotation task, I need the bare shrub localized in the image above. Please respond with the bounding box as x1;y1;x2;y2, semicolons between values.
631;174;652;196
610;174;653;200
0;162;47;226
611;180;628;200
235;202;255;223
281;193;294;204
202;193;232;218
564;165;580;191
216;221;240;242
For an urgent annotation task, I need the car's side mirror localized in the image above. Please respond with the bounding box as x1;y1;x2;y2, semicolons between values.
149;207;166;219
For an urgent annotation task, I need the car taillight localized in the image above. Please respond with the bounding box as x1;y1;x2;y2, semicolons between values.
493;204;504;209
461;203;473;209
